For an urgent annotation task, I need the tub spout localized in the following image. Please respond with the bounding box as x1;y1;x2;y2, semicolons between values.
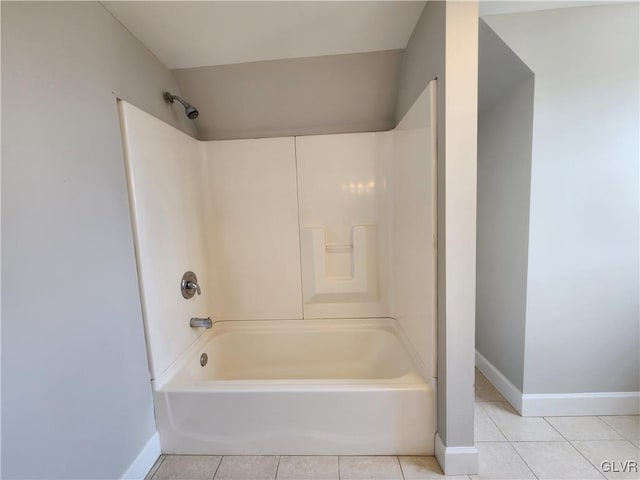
190;317;212;329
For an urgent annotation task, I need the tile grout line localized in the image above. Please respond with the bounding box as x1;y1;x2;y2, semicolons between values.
540;417;607;479
396;455;405;480
478;401;510;442
509;415;566;479
502;411;567;480
474;381;539;478
211;455;223;480
599;415;638;440
479;400;538;479
274;455;282;480
566;439;612;480
337;456;341;480
500;442;539;480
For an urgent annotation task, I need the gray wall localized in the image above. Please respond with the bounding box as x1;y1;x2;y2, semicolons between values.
174;49;402;140
476;20;534;392
476;70;534;390
1;2;195;478
395;0;445;124
397;1;478;465
477;20;533;114
484;3;639;394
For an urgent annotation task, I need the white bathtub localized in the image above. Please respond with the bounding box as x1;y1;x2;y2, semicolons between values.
153;318;436;455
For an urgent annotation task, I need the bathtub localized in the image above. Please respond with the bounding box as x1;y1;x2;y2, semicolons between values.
153;318;436;455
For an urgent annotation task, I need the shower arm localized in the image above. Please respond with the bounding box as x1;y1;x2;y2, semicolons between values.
163;92;189;108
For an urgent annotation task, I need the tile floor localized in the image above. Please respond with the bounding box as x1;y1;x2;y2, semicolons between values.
146;370;640;479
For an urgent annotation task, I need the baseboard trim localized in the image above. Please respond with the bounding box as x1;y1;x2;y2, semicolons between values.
475;350;640;416
434;433;478;476
522;392;640;416
122;432;161;480
475;350;524;413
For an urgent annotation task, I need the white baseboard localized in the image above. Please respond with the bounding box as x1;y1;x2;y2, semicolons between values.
522;392;640;416
475;350;640;416
434;433;478;476
122;432;161;480
475;350;524;413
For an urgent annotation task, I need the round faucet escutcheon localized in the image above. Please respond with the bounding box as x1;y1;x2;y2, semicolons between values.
181;271;201;299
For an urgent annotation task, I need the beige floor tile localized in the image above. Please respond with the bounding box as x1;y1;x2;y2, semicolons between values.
153;455;222;480
215;456;279;480
545;416;623;440
276;456;338;480
338;456;402;480
512;442;603;479
146;455;166;480
475;404;507;442
399;456;468;479
599;416;640;441
572;440;640;479
475;370;506;403
481;401;564;441
470;442;535;480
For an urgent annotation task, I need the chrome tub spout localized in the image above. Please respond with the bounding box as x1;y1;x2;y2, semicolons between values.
190;317;212;329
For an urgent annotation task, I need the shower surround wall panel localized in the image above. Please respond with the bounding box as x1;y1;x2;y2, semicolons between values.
296;133;392;318
390;81;438;377
202;139;303;320
119;101;211;380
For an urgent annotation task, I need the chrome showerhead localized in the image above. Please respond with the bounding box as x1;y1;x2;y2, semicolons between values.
185;105;199;119
163;91;199;120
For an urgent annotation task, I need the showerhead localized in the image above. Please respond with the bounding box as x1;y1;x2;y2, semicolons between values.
163;91;199;120
185;105;199;119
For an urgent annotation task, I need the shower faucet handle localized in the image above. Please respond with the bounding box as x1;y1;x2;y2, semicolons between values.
181;271;201;299
186;280;201;295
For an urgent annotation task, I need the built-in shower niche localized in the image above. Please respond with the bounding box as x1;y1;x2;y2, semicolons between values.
301;225;378;304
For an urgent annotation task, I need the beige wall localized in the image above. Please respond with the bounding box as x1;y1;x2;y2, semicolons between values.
1;2;195;478
173;50;402;140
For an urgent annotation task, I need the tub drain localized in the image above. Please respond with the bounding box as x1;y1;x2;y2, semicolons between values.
200;353;208;367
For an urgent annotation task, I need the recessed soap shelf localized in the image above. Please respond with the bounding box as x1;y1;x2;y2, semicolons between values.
301;225;378;304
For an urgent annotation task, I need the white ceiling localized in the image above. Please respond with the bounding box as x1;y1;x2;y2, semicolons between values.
102;1;426;70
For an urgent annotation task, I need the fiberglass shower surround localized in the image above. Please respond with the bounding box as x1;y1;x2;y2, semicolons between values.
118;80;437;455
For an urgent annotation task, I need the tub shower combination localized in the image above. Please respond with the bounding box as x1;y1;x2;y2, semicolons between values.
119;81;437;455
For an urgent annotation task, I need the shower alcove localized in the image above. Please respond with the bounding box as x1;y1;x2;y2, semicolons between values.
119;80;438;455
